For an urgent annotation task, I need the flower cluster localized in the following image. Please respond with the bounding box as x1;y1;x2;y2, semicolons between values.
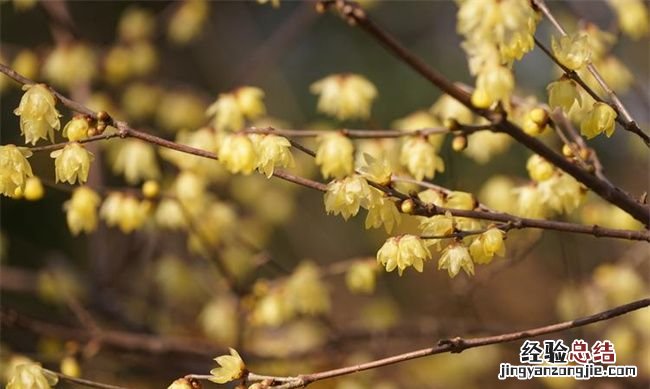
206;86;266;131
310;73;378;121
0;145;33;198
217;133;294;176
64;186;101;235
100;192;151;233
376;235;432;275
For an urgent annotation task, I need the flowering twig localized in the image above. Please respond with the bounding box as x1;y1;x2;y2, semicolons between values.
531;0;647;145
190;298;649;388
316;0;650;226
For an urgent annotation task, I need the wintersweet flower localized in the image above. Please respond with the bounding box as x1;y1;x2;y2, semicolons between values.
168;0;208;44
14;84;61;145
392;110;445;151
118;6;155;42
7;362;58;389
155;198;187;230
310;74;378;121
438;241;474;278
430;94;474;125
400;137;444;181
51;143;93;184
315;132;354;179
417;189;446;207
12;50;39;80
358;153;392;185
376;235;432;275
345;260;377;294
62;117;90;142
23;177;44;201
43;44;97;89
364;190;401;233
324;175;370;220
286;261;330;315
419;213;455;251
469;228;505;265
538;173;585;215
206;87;266;131
64;186;101;235
100;192;150;233
217;133;258;174
446;191;476;210
547;78;581;112
580;102;617;139
526;154;555;182
209;348;246;384
252;134;294;178
110;139;161;184
475;64;514;106
0;145;33;198
607;0;649;40
464;130;511;164
514;184;547;218
552;33;591;70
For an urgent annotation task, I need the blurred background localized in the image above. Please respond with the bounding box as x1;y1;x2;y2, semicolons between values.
1;1;649;388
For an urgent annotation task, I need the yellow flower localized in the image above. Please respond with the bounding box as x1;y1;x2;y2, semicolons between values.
60;357;81;378
417;188;446;207
552;33;591;70
358;153;392;185
445;191;475;210
310;74;378;121
479;176;516;213
209;348;246;384
206;87;266;131
324;175;370;220
156;91;207;132
438;241;474;278
100;192;150;233
64;186;101;235
167;378;194;389
14;84;61;145
315;132;354;179
218;133;258;174
345;260;377;294
121;83;161;121
51;143;93;185
250;288;294;326
160;128;223;179
607;0;649;40
597;56;633;93
168;0;208;44
252;134;294;178
43;44;97;89
580;102;617;139
62;117;90;142
129;42;158;77
12;50;39;80
431;94;474;125
475;64;514;105
23;176;44;201
7;362;58;389
514;184;547;218
400;136;444;181
109;139;161;184
142;180;160;199
286;261;330;315
526;154;555;182
0;145;33;198
469;228;505;265
199;297;239;344
464;130;511;164
118;6;155;42
392;110;445;150
376;235;432;275
419;213;455;251
547;78;581;112
538;173;585;215
155;198;187;230
365;189;401;233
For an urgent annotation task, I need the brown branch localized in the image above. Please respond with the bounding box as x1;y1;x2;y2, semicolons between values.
243;124;491;139
315;1;650;226
532;0;649;146
45;369;128;389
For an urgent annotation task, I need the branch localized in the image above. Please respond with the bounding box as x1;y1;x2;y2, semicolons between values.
202;298;650;388
315;1;650;226
44;369;127;389
531;0;648;146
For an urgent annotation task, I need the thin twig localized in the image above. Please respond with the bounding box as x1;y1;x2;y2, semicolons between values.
44;369;128;389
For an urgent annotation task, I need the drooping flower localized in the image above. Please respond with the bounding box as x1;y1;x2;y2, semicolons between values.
209;348;246;384
109;139;161;184
0;145;33;198
206;87;266;131
376;235;432;275
14;84;61;145
50;143;93;184
552;33;591;70
62;117;90;142
364;189;401;233
469;228;505;264
345;260;377;294
6;362;58;389
513;184;547;218
580;102;617;139
23;176;44;201
607;0;649;40
475;64;515;106
324;175;370;220
400;136;444;181
547;78;582;112
43;44;97;89
446;191;476;210
438;241;474;278
310;74;378;121
392;110;445;150
358;153;392;185
100;192;150;233
538;173;585;215
168;0;209;44
64;186;101;235
526;154;555;182
252;134;294;178
118;6;155;42
286;261;330;315
464;130;511;164
217;133;258;175
315;132;354;179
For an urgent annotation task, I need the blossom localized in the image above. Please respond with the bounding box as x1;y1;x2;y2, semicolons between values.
417;189;446;207
438;242;474;278
286;261;330;315
324;175;370;220
252;134;294;177
419;213;454;250
392;110;445;150
475;64;514;106
376;235;432;275
364;190;401;232
156;91;206;132
580;102;617;139
168;0;208;44
155;198;187;230
64;187;101;235
14;84;61;145
0;145;33;198
310;74;378;121
514;184;547;218
206;87;265;131
7;362;58;389
315;132;354;179
538;173;585;215
345;260;377;294
109;139;161;184
430;94;474;125
446;191;476;210
100;192;150;233
358;153;392;185
118;6;155;42
23;177;44;201
607;0;649;40
12;50;39;80
209;348;246;384
526;154;555;182
547;78;581;112
217;133;258;174
62;117;90;141
552;33;591;70
51;143;93;184
464;130;511;164
400;137;444;181
469;228;505;264
43;44;97;89
121;83;161;121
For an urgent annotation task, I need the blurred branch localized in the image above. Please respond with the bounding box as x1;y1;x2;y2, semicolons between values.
190;298;650;388
531;0;648;146
316;0;650;226
45;369;127;389
244;123;491;138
